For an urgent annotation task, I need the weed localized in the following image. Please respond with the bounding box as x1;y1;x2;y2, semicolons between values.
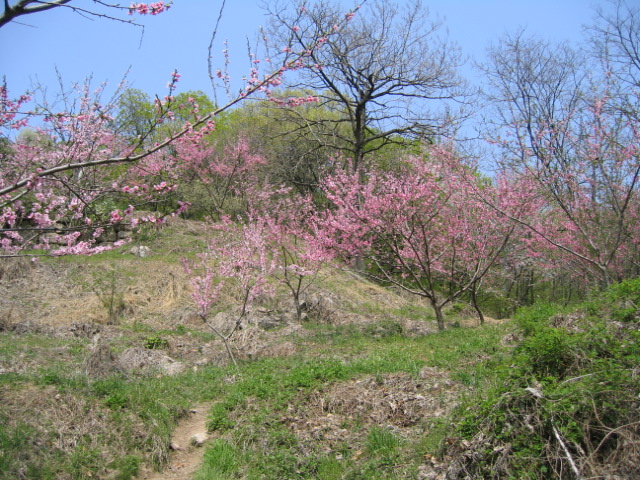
109;455;141;480
89;263;131;325
363;319;405;337
207;402;236;432
314;456;345;480
0;420;38;475
68;445;101;480
144;335;169;349
392;304;434;321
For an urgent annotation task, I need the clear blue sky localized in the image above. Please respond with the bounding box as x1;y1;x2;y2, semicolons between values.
0;0;609;106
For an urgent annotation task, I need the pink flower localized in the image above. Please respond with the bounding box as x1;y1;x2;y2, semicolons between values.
129;2;169;15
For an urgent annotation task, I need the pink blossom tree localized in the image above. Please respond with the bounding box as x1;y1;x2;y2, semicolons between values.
0;76;193;256
250;190;334;321
181;215;275;365
1;2;356;257
183;188;334;352
0;1;171;29
481;29;640;289
319;147;520;330
172;135;267;219
490;91;640;288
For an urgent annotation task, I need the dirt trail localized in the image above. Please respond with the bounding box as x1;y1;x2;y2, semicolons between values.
139;404;211;480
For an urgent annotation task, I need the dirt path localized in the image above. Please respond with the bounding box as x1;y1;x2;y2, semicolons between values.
139;404;211;480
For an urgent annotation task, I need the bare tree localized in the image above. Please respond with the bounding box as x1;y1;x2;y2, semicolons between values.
590;0;640;89
480;30;586;176
264;0;469;174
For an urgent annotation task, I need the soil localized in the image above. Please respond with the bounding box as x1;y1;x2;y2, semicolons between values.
139;404;212;480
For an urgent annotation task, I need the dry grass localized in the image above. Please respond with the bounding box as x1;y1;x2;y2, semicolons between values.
0;257;196;328
0;384;151;478
274;367;462;458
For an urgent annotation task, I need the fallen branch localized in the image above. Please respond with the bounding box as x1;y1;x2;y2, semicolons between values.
551;420;584;480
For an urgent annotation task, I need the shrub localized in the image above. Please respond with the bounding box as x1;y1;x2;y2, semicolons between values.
446;279;640;479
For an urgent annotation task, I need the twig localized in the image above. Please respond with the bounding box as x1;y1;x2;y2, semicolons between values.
551;421;584;480
561;373;594;384
589;421;640;459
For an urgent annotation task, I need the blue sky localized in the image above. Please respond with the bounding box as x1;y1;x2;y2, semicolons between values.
1;0;609;106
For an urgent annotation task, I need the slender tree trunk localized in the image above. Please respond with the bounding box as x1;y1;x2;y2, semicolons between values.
431;299;445;331
470;283;485;325
293;292;303;321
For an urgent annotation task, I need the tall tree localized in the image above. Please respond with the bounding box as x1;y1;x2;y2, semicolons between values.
265;0;468;174
481;29;640;288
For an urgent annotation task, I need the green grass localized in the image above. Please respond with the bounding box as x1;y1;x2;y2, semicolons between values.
194;439;239;480
366;426;402;456
0;302;512;480
190;321;511;480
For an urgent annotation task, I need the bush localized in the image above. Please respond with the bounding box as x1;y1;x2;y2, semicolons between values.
446;279;640;479
606;277;640;322
516;326;576;379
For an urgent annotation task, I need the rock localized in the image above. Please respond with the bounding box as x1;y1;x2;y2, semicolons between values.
258;317;285;330
129;245;151;257
190;432;209;447
161;360;186;376
117;347;185;375
69;322;102;338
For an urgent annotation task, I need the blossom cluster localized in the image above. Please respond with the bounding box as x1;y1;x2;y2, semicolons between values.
0;85;31;130
269;95;320;108
128;2;169;15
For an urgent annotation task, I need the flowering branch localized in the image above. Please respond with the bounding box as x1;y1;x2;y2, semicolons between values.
0;1;171;29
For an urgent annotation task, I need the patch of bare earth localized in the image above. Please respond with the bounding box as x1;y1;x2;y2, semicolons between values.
139;404;212;480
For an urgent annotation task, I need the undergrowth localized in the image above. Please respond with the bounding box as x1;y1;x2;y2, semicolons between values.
446;277;640;479
5;222;638;479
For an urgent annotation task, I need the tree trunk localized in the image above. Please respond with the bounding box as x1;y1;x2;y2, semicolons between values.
470;284;485;325
431;300;445;331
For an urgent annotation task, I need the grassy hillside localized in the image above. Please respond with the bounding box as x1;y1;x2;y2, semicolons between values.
0;220;637;479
